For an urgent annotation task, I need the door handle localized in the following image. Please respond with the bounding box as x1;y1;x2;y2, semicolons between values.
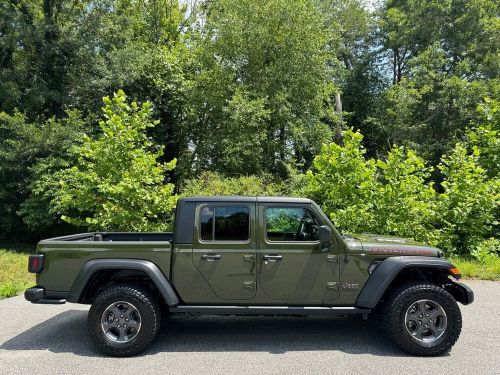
263;254;283;261
201;253;221;261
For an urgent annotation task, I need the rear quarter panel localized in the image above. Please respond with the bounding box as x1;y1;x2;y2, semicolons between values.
36;241;172;292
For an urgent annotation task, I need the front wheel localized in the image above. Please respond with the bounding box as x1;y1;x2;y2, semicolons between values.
88;284;162;357
384;282;462;356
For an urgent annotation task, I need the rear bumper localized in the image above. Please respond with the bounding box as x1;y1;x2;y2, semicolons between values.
25;287;67;304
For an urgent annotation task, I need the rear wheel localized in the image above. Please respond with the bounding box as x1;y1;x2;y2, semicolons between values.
88;284;161;357
384;283;462;356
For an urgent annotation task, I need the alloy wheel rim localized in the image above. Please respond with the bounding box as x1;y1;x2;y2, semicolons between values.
404;299;447;346
101;301;142;343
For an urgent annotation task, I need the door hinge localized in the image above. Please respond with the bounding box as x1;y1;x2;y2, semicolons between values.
326;255;338;263
243;254;255;262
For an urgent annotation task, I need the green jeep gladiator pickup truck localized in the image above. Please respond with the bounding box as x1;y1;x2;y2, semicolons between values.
25;196;473;357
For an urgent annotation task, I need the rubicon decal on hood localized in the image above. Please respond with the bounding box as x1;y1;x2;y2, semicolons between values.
366;248;435;256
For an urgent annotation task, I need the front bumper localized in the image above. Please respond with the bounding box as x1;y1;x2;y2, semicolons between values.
456;282;474;304
25;286;67;304
445;281;474;305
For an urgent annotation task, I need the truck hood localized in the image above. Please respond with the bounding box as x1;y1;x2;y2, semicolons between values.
345;233;440;257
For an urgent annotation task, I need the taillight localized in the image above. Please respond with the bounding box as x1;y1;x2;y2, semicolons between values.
28;254;45;273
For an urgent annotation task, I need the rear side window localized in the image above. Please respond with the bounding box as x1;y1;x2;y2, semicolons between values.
200;206;250;241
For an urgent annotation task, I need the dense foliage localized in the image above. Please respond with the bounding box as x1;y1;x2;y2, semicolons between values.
0;0;498;260
182;171;284;197
306;129;440;243
0;110;85;237
49;91;177;231
307;116;499;258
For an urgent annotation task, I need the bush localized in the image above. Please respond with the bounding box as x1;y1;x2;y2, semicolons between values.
468;98;499;177
433;99;499;257
306;129;378;233
50;91;178;231
435;143;499;256
305;125;498;257
306;129;438;241
181;171;284;197
470;238;500;263
374;146;438;243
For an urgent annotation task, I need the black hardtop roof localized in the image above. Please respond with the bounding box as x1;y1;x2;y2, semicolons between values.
179;196;311;204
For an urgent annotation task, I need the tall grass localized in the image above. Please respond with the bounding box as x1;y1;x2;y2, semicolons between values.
450;257;500;281
0;244;35;299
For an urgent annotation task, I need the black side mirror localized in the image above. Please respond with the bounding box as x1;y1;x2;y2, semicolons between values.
318;225;332;243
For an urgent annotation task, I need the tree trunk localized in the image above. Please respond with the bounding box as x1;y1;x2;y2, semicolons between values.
334;91;342;122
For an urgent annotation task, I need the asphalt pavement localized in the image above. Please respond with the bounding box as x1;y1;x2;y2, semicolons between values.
0;280;499;375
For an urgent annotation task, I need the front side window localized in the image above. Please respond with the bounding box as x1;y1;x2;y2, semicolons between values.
266;207;320;242
200;206;250;241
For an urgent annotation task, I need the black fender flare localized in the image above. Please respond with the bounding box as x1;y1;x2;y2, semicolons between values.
355;256;468;308
67;259;180;306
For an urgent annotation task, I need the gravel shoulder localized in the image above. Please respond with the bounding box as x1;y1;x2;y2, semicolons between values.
0;280;499;375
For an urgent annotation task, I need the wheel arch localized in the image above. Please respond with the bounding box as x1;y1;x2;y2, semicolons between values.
355;256;471;308
68;259;179;306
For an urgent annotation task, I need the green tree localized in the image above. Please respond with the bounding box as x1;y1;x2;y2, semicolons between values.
366;78;424;150
219;90;271;175
52;91;178;231
178;0;338;178
0;110;85;238
321;0;385;155
0;0;104;118
367;0;499;162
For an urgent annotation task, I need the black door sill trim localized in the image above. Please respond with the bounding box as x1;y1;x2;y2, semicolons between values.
170;305;371;316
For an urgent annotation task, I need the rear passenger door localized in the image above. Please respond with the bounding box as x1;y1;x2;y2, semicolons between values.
192;202;257;300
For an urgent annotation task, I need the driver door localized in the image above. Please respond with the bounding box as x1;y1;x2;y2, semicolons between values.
258;204;340;303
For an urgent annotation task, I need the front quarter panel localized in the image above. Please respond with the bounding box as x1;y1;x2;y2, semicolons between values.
355;256;457;308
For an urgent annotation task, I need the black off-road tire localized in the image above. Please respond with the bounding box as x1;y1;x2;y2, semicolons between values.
88;284;161;357
384;282;462;356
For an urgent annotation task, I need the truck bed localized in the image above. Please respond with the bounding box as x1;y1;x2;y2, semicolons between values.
35;232;174;294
